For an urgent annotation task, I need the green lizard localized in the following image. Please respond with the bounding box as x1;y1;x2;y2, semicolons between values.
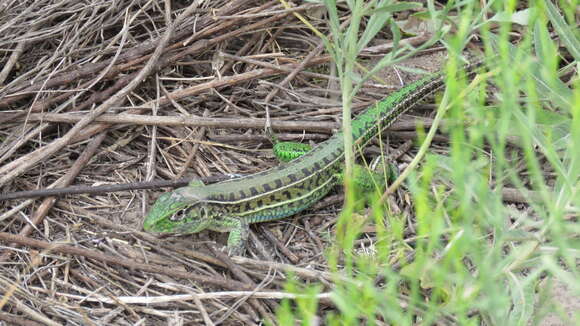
144;59;484;255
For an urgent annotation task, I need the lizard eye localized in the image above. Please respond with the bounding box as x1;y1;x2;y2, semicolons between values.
170;209;184;221
170;206;193;221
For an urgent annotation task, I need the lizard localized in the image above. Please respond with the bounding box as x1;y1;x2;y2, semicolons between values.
143;58;485;255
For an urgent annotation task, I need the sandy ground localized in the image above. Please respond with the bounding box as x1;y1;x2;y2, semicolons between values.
539;279;579;326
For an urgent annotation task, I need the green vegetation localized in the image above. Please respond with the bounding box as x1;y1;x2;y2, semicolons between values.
276;0;578;324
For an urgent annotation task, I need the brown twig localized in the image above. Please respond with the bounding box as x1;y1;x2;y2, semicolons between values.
13;112;438;132
209;246;269;323
0;132;108;262
176;110;210;179
18;112;339;132
0;1;201;187
0;313;45;326
0;26;39;85
0;175;234;201
0;0;250;107
0;232;255;291
259;225;300;264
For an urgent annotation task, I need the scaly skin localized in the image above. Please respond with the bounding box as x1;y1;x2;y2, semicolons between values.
143;61;483;255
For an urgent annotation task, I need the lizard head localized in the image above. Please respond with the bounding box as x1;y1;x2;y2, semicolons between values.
143;187;216;234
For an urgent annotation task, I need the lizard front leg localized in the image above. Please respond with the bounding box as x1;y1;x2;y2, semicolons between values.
209;216;249;256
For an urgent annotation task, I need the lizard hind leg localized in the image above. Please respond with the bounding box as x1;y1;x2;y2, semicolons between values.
335;159;398;206
188;179;205;187
335;164;391;194
273;141;312;162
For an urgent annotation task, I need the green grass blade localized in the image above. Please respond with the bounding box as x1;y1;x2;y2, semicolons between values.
490;33;572;109
545;0;580;61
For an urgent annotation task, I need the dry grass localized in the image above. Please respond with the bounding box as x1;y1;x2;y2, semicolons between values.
0;0;547;325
